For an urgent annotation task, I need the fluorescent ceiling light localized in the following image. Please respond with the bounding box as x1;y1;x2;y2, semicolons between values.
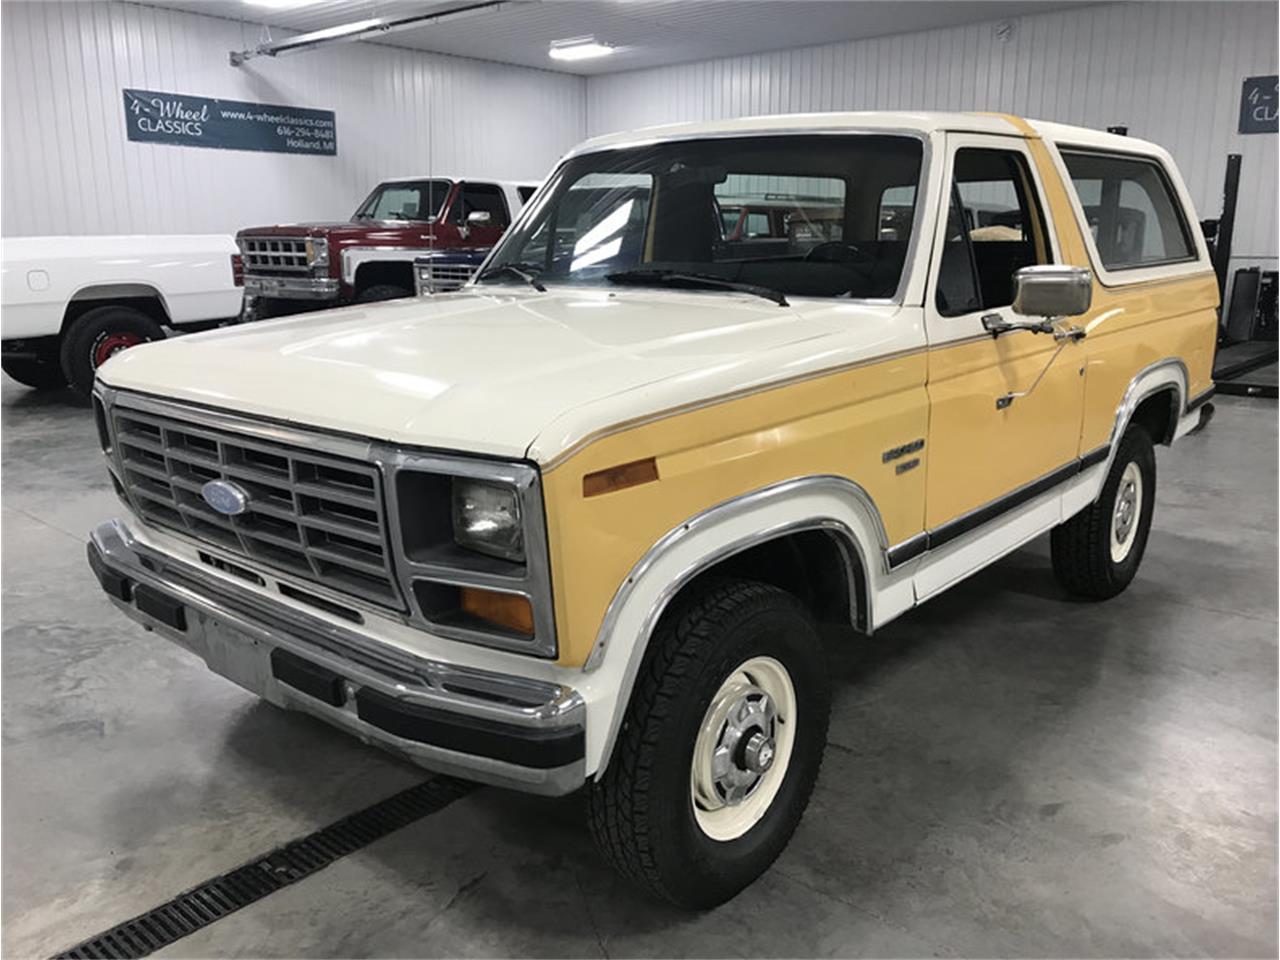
243;0;318;8
549;36;615;61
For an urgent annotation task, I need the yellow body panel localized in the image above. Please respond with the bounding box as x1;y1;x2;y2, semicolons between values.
542;119;1219;668
922;333;1086;527
542;351;929;666
1018;127;1219;453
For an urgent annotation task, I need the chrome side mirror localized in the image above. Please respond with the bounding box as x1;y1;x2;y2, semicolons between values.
466;210;492;225
1012;264;1092;318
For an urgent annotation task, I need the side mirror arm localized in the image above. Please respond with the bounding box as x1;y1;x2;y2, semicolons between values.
981;313;1055;338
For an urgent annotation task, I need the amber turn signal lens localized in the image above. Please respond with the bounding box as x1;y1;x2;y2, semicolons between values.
582;456;659;497
460;587;534;636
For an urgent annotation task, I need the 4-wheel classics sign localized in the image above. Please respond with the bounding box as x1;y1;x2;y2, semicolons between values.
123;88;336;155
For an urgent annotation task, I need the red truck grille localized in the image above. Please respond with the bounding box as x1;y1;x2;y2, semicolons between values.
241;236;310;274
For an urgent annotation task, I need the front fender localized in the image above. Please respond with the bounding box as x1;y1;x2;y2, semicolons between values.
574;474;910;778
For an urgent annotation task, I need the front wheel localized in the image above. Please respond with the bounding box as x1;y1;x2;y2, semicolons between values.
587;579;830;909
1051;424;1156;599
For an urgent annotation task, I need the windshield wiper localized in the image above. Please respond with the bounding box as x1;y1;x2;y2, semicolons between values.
475;263;546;292
605;268;789;306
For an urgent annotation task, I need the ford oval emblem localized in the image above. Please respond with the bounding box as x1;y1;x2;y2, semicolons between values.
201;479;250;516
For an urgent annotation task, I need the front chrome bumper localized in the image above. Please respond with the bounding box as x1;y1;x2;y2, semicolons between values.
244;275;340;300
87;519;586;795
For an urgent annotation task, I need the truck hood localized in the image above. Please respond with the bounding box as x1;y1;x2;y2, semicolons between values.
236;221;434;243
98;288;907;462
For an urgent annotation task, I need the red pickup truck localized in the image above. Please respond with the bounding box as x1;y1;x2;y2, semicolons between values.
238;177;536;316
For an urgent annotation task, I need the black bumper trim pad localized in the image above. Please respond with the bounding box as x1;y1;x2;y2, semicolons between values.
270;648;347;707
133;584;187;631
356;687;585;769
87;542;132;602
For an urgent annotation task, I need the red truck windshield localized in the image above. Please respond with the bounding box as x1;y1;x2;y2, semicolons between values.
353;179;451;222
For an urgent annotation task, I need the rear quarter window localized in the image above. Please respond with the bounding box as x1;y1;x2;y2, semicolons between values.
1060;150;1196;271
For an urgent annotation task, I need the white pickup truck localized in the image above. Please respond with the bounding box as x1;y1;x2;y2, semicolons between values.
1;235;245;396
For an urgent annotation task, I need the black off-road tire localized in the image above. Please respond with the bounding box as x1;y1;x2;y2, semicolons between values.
587;579;830;909
356;284;413;303
1051;425;1157;599
59;305;164;398
2;355;66;390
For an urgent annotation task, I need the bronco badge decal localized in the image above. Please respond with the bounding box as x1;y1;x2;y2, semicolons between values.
882;438;925;464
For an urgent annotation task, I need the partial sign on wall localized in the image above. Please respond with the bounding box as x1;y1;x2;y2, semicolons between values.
1239;76;1278;134
123;88;337;155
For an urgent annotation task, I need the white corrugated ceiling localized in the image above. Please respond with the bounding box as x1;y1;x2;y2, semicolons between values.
138;0;1095;75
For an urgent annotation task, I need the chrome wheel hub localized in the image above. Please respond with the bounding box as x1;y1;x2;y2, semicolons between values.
690;656;796;842
1114;479;1137;543
706;688;776;804
743;730;775;774
1109;461;1144;563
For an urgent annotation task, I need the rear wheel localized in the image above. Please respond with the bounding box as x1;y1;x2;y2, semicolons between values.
1051;424;1156;599
60;305;164;398
587;579;830;908
2;355;66;390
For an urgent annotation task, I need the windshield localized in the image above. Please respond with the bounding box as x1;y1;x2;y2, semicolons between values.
480;135;922;299
353;179;451;221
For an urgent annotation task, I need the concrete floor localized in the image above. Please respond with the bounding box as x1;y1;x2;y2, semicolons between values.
2;377;1276;959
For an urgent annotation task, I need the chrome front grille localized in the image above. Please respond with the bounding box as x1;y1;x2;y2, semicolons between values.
421;263;476;292
241;236;310;274
109;406;400;609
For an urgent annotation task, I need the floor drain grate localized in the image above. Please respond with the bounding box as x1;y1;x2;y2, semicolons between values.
52;776;475;959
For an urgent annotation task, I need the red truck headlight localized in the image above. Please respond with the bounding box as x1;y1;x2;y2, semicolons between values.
305;237;329;268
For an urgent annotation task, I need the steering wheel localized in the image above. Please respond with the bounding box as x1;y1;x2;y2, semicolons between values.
803;241;874;265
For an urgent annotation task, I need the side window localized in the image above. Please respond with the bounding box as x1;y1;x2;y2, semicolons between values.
1060;151;1193;269
879;184;916;240
517;186;536;204
935;148;1052;317
454;183;510;228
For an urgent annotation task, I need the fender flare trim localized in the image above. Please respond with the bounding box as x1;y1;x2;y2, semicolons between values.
584;475;888;778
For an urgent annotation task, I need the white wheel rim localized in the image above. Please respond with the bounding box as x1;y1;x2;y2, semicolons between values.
689;655;796;842
1110;461;1143;563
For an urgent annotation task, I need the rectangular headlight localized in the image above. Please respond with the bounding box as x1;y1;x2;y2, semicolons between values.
451;477;525;562
306;237;329;267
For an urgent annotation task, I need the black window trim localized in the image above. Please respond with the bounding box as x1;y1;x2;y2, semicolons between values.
1058;147;1200;274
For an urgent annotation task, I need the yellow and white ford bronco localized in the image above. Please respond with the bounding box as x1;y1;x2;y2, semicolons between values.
88;112;1217;907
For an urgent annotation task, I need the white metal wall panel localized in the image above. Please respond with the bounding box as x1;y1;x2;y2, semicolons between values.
586;1;1279;267
1;1;586;236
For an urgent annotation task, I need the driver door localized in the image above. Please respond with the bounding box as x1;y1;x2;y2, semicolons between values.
922;134;1087;537
454;182;510;247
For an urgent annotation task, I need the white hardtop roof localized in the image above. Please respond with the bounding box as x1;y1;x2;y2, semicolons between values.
568;111;1164;158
